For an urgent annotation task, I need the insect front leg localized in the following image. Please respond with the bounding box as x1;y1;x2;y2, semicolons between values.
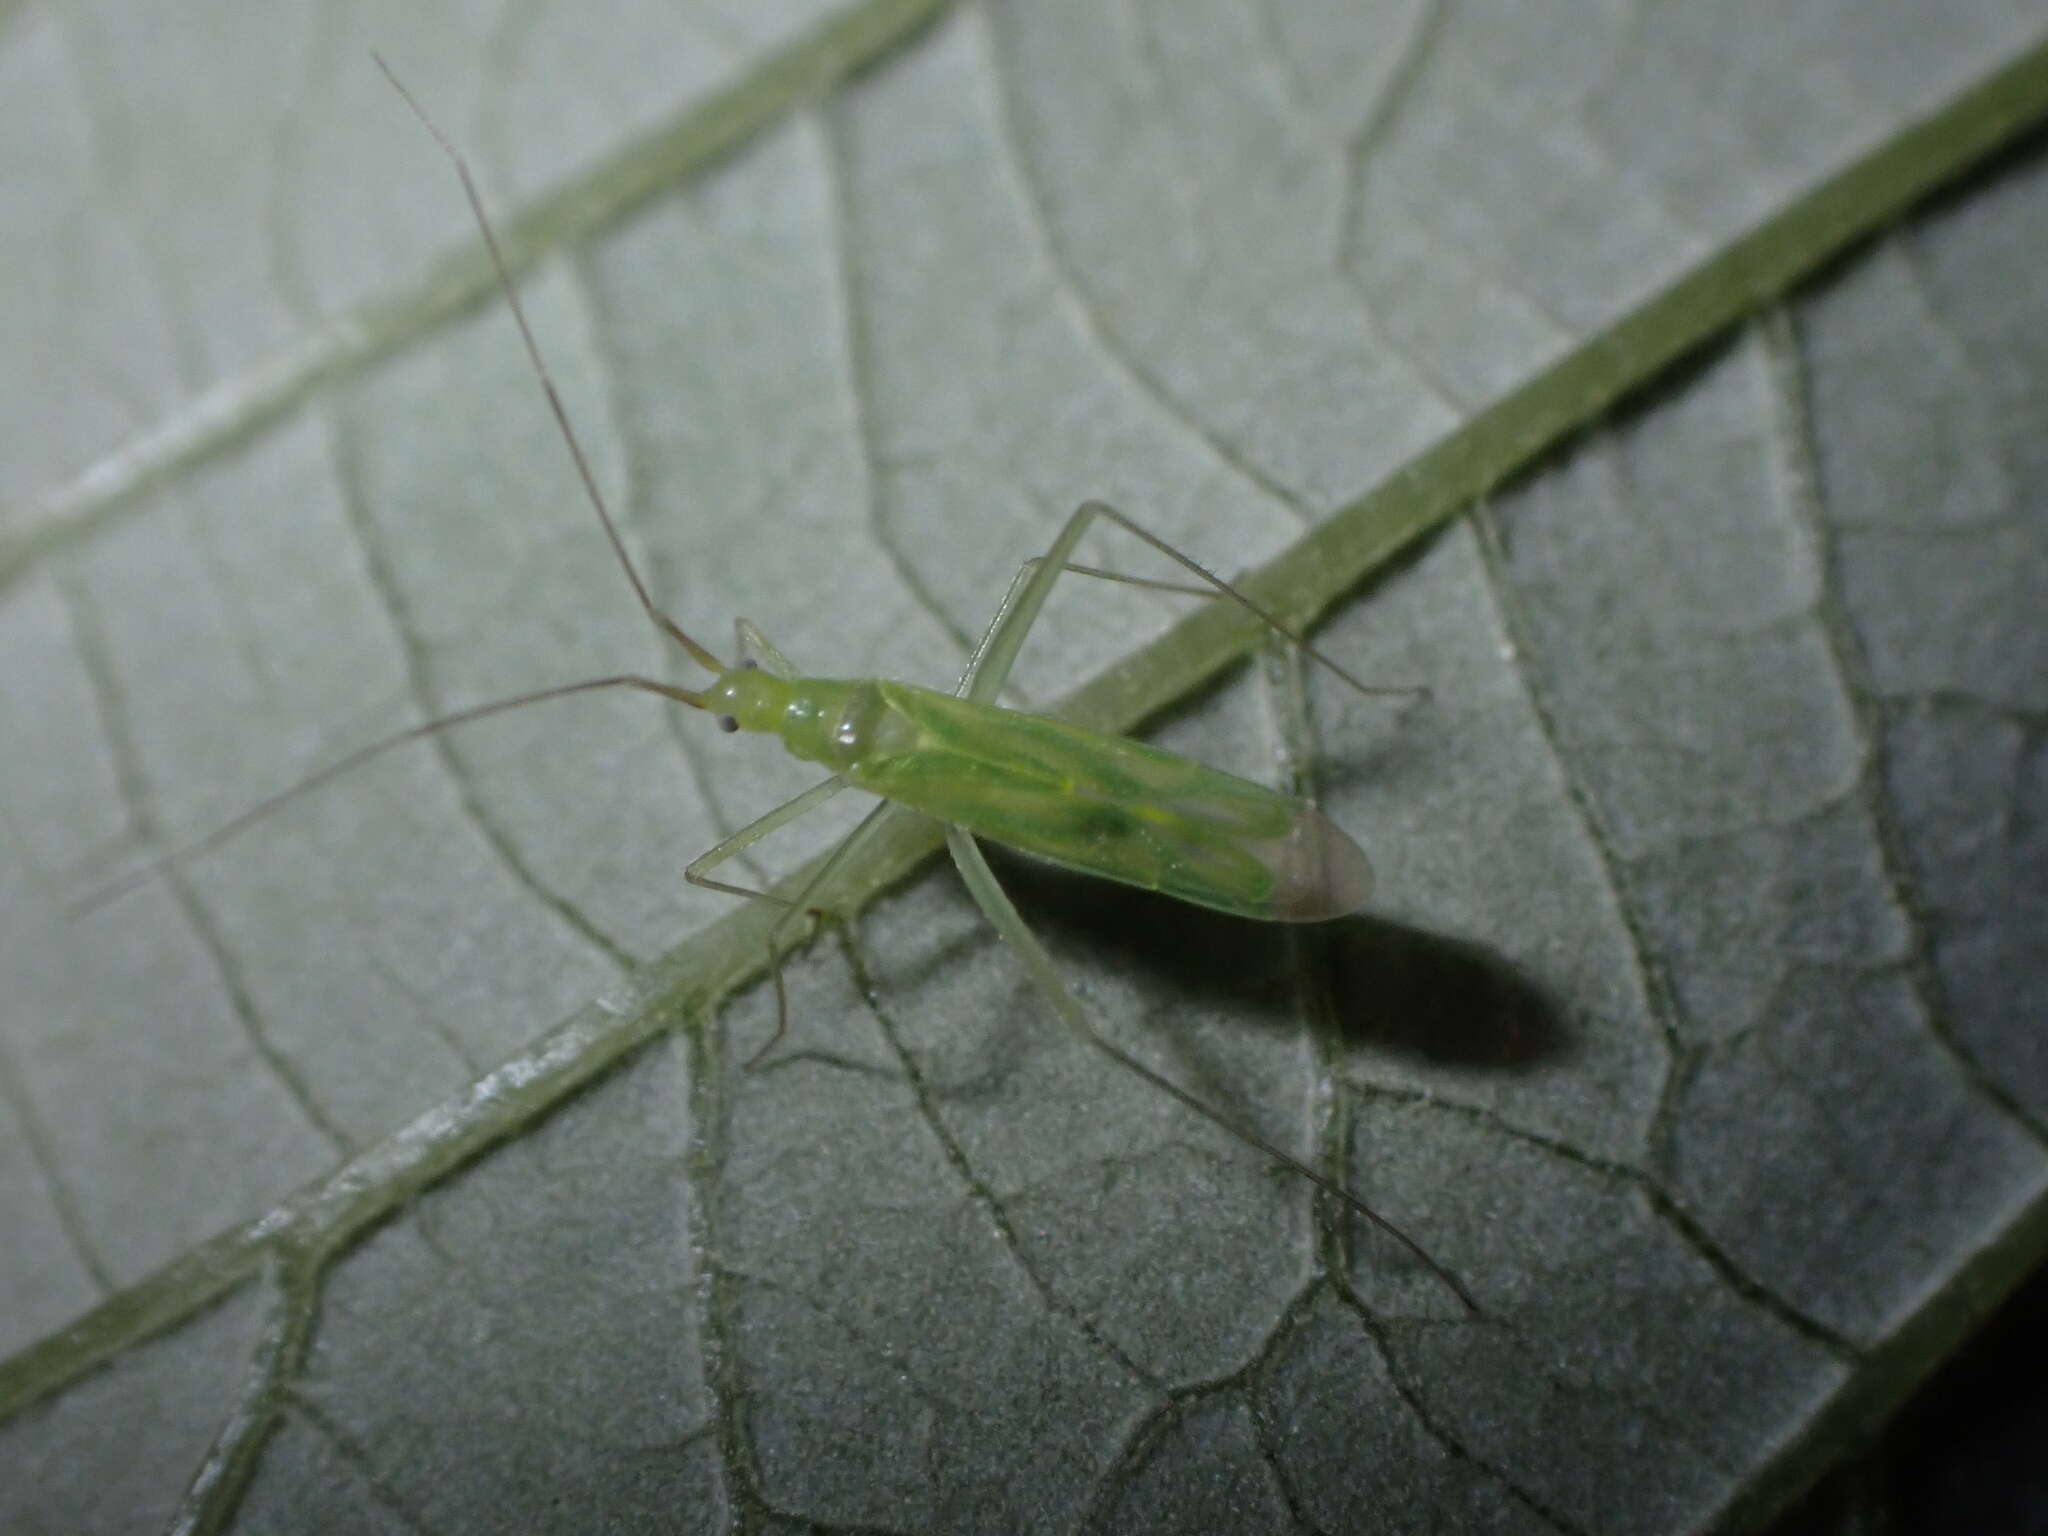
684;775;850;906
956;502;1104;701
687;783;908;1068
749;798;911;1066
685;775;845;1066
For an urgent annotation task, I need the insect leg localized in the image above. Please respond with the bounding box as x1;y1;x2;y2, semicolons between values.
943;824;1479;1316
748;799;908;1068
686;785;908;1068
684;775;849;905
947;559;1213;702
956;502;1104;701
958;500;1422;704
733;619;798;679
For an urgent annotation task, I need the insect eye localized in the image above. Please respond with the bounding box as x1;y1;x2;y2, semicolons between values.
738;657;760;671
716;715;739;734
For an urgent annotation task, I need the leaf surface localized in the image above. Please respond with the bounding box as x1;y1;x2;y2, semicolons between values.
2;3;2046;1531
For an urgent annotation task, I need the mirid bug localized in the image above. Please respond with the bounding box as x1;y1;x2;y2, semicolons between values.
93;57;1478;1317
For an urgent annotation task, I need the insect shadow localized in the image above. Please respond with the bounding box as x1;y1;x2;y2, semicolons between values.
984;846;1568;1074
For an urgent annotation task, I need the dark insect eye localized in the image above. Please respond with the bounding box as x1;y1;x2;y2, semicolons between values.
738;657;760;671
717;715;739;734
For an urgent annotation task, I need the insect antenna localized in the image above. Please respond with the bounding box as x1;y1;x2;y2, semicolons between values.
71;673;708;916
74;63;749;916
373;53;727;678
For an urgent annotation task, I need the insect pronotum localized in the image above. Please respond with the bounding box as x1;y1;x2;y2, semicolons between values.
95;57;1479;1318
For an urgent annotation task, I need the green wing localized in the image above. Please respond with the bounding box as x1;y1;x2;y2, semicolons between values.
847;683;1373;922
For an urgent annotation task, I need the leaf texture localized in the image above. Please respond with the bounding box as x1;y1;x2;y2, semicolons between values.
2;2;2046;1531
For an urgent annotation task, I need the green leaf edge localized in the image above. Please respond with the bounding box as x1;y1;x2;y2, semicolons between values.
4;24;2047;1536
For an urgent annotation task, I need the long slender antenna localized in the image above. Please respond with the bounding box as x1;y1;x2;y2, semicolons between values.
373;52;727;677
73;673;706;916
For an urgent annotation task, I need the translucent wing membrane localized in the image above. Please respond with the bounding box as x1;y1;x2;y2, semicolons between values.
844;682;1374;922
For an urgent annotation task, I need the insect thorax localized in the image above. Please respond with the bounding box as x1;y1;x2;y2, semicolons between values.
705;671;918;772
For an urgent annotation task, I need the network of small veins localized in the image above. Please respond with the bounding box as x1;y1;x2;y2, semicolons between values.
109;57;1482;1319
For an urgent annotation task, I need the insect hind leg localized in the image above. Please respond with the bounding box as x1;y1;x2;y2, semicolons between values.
957;500;1422;704
376;55;727;678
941;824;1479;1316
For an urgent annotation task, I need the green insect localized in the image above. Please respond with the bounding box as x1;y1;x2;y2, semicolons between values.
107;60;1477;1317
